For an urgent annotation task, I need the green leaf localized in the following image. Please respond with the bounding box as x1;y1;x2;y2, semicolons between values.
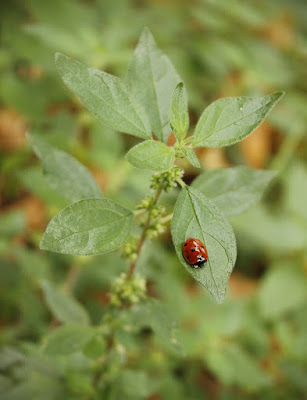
206;343;272;390
258;264;307;319
1;376;65;400
43;324;94;356
42;281;90;325
82;335;106;360
16;248;51;284
127;300;179;350
192;166;277;216
171;186;237;303
126;28;181;143
125;140;175;172
283;162;307;222
40;198;133;255
28;133;102;203
169;82;189;141
182;147;201;168
55;52;151;140
19;167;69;208
192;91;284;147
0;347;25;370
233;204;306;252
110;370;154;400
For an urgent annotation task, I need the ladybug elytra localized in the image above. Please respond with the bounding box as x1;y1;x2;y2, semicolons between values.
182;238;208;268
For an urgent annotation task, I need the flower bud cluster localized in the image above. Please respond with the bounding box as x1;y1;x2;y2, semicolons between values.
121;237;138;261
145;204;166;239
150;167;184;192
136;196;156;211
174;146;185;160
110;273;146;307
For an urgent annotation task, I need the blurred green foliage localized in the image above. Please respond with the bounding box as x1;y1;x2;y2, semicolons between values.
0;0;307;399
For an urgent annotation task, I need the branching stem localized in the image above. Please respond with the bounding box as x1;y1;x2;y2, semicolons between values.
127;186;163;278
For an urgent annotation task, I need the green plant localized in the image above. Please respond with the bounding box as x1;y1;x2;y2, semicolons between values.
34;28;282;304
1;2;307;398
12;30;283;388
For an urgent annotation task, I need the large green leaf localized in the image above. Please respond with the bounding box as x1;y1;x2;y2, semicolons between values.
19;166;69;208
1;376;65;400
28;133;102;203
42;281;90;325
169;82;189;142
110;370;154;400
40;198;133;255
258;263;307;319
126;28;181;142
43;324;94;356
192;166;277;216
124;299;180;351
206;343;272;390
55;53;151;139
192;91;284;147
171;186;237;303
16;248;51;284
125;140;175;171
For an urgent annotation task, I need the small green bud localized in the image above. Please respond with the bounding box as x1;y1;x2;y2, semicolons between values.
110;273;146;308
121;237;138;261
150;167;184;193
136;196;155;210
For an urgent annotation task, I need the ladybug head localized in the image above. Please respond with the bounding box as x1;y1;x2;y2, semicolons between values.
195;255;207;267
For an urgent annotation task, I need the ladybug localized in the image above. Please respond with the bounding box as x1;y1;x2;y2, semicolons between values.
182;238;208;268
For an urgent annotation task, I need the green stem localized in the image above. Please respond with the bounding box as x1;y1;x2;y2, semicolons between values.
133;209;146;217
269;132;303;173
63;263;80;293
161;213;173;224
176;177;186;188
127;186;163;279
183;136;192;145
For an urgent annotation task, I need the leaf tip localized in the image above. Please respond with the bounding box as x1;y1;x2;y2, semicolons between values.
54;51;64;63
26;131;34;144
142;26;152;36
213;289;227;304
275;90;285;98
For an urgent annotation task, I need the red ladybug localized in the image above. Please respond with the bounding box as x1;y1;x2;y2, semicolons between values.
182;238;208;268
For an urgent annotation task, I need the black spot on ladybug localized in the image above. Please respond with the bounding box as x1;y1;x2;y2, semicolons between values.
201;246;204;249
184;243;187;246
191;248;195;252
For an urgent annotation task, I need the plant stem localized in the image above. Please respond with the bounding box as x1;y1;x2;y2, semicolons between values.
176;177;186;188
161;213;173;224
269;132;303;173
63;263;80;293
133;209;146;216
127;186;163;279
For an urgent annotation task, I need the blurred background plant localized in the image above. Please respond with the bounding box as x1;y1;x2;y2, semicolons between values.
0;0;307;399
